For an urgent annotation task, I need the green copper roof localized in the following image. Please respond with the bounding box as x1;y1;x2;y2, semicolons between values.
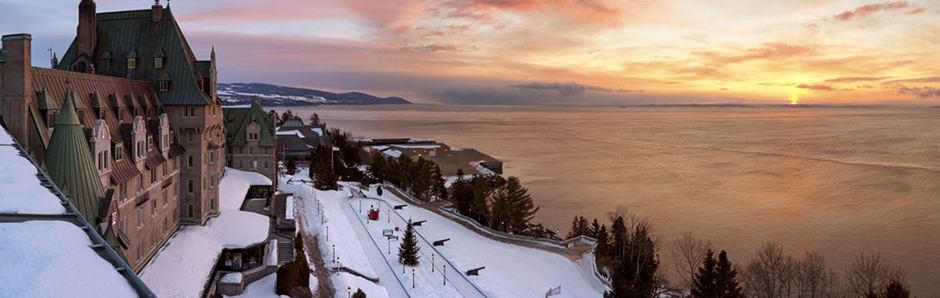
57;7;213;106
43;95;106;223
223;97;275;147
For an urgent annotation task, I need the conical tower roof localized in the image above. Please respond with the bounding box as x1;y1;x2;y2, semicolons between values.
43;90;105;223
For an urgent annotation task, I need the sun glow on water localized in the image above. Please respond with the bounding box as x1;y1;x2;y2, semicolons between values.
789;89;806;105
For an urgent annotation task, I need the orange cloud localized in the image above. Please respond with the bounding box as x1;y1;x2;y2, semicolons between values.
823;77;891;83
833;1;913;21
798;84;834;91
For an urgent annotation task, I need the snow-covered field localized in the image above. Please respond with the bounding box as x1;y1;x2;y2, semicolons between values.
277;168;606;297
140;168;272;297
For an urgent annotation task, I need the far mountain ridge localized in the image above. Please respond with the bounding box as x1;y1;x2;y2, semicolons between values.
218;83;411;106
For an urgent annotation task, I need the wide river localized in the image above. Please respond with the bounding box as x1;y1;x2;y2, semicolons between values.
281;104;939;295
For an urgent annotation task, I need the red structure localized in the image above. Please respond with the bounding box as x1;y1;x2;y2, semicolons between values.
369;209;380;220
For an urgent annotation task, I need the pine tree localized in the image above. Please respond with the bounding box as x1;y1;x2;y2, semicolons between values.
398;220;420;266
595;224;610;264
590;218;601;238
692;249;744;298
470;176;490;225
498;176;539;232
310;113;321;125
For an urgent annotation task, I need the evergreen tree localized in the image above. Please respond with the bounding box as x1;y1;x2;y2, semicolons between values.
448;174;473;216
432;165;447;201
398;220;420;266
610;216;627;260
285;159;297;175
590;218;601;238
595;224;610;264
470;175;490;225
692;250;744;298
310;113;321;125
370;153;386;182
499;176;539;232
566;216;590;239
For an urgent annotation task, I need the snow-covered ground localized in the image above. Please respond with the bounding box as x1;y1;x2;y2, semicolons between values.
361;185;606;298
140;168;272;297
276;168;605;298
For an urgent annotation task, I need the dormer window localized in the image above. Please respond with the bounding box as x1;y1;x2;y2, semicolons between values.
100;51;112;71
153;47;165;69
46;110;56;128
114;143;124;161
159;80;169;92
127;49;138;70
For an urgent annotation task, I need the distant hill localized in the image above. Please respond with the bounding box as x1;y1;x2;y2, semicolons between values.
218;83;411;106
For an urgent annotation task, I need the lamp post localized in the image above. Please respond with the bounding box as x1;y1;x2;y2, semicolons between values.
359;199;362;213
337;257;341;270
326;225;329;242
412;269;415;288
332;245;335;262
347;287;351;298
387;209;390;223
431;254;435;272
317;199;320;213
387;238;391;254
443;264;447;286
321;211;324;224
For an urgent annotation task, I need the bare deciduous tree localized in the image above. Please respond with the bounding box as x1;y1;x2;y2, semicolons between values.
671;232;713;294
794;251;837;298
845;253;904;298
743;242;796;298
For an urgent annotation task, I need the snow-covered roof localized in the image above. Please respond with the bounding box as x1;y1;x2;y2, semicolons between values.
0;221;138;297
275;130;303;137
140;168;271;297
0;145;66;214
392;144;442;149
311;127;324;136
382;149;403;158
0;128;150;297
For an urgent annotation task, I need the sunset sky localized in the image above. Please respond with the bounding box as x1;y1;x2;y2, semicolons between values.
4;0;940;105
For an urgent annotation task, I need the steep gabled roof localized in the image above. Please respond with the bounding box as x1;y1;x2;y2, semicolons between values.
223;97;275;147
42;93;106;223
57;6;212;106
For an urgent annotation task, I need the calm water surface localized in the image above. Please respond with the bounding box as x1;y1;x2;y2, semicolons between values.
283;105;940;295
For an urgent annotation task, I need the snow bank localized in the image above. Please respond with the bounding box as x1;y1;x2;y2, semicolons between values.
141;168;271;297
0;146;66;215
221;273;243;284
0;221;138;298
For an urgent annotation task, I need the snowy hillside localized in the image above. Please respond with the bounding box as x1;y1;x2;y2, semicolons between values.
218;83;411;106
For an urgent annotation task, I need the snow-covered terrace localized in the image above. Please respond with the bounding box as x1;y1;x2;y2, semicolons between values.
140;168;272;297
0;129;149;297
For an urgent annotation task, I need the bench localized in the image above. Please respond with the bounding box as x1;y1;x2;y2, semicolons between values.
393;204;407;210
383;229;399;240
412;220;427;226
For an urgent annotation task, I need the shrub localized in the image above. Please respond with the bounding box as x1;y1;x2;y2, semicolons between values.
352;288;367;298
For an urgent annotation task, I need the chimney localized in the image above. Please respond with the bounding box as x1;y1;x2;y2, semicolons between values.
152;0;163;23
1;34;34;151
76;0;97;61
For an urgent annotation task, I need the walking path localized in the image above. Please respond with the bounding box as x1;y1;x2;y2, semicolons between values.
347;191;482;297
337;197;411;298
